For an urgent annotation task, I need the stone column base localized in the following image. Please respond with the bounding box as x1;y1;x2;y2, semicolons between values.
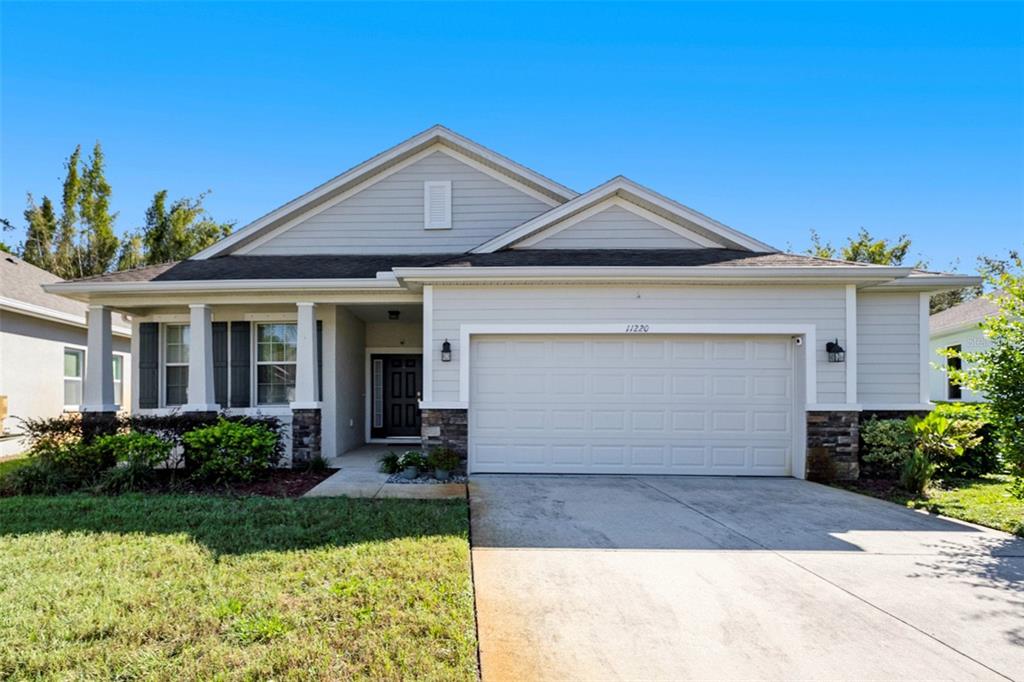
421;409;467;458
806;411;860;482
291;408;322;467
81;411;119;443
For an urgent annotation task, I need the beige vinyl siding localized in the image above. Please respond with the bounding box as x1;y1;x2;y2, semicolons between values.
521;205;704;249
857;292;921;404
246;151;553;255
429;284;847;404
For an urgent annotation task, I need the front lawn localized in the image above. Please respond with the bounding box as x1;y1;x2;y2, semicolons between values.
844;475;1024;537
0;494;477;680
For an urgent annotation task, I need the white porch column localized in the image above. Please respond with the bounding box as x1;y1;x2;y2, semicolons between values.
184;304;219;411
82;304;117;412
291;302;320;408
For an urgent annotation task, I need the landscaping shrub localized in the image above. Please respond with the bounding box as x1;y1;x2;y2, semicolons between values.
908;412;981;469
182;418;281;484
428;447;460;472
900;451;937;496
861;418;915;477
0;456;80;495
92;432;173;493
379;451;401;474
931;403;1000;478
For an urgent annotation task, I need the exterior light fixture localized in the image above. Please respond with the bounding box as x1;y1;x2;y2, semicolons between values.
441;339;452;362
826;339;846;363
387;310;400;320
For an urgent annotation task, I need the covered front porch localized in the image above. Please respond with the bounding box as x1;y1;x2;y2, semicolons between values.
78;295;428;465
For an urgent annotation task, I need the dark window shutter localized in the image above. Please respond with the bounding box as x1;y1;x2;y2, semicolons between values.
212;322;228;407
230;321;251;407
138;322;159;408
317;320;323;401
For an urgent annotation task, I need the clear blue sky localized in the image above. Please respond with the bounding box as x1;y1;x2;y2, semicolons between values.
2;2;1022;270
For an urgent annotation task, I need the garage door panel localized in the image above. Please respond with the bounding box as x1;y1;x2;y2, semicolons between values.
469;334;796;476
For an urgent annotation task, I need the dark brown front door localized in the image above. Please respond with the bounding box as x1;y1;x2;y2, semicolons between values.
372;354;421;438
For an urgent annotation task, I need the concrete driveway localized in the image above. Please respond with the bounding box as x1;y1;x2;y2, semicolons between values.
469;476;1024;681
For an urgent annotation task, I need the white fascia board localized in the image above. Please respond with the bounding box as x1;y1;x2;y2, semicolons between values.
42;277;403;296
392;265;913;284
473;176;776;254
194;125;576;260
864;274;982;292
0;297;132;337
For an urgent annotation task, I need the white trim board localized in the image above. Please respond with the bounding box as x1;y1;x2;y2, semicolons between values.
0;297;132;336
513;196;721;249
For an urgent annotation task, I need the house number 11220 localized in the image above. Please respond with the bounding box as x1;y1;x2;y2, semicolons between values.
624;324;650;333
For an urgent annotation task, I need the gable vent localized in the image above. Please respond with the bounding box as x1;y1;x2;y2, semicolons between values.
424;180;452;229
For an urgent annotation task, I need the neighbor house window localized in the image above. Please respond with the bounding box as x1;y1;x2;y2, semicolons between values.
165;324;190;406
63;348;84;408
112;355;123;408
256;323;297;405
947;344;962;401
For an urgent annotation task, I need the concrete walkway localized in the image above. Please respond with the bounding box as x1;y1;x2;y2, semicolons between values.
303;444;466;499
470;475;1024;681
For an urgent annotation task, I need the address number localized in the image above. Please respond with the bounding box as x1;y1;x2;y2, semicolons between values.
624;324;650;333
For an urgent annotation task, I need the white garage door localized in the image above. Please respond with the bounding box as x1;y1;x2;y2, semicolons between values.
469;334;797;475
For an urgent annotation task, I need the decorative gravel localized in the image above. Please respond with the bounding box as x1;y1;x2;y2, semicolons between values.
385;473;469;485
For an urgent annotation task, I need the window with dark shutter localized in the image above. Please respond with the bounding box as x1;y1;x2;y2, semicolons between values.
230;321;251;407
138;322;159;408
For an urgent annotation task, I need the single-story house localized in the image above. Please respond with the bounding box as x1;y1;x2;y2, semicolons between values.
1;254;131;456
928;295;999;403
46;126;978;479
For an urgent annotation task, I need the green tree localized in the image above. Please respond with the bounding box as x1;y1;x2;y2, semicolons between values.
21;194;58;271
78;142;119;276
53;145;83;279
138;190;232;264
116;232;144;271
947;250;1024;496
806;227;912;265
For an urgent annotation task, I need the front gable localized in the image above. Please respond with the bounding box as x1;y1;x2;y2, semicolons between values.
242;148;556;255
514;198;719;250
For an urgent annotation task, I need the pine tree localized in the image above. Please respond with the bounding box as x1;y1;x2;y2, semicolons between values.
53;145;83;279
78;142;119;276
21;194;58;271
139;190;232;264
116;231;144;271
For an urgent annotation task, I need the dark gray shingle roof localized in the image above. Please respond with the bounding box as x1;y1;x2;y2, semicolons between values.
60;249;872;285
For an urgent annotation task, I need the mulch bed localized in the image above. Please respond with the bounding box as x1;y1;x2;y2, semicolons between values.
153;468;339;498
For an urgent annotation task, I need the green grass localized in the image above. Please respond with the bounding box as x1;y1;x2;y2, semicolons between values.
848;475;1024;537
908;476;1024;537
0;456;26;478
0;494;477;680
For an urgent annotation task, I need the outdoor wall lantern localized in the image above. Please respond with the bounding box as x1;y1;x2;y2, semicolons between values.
441;339;452;362
387;310;401;320
826;339;846;363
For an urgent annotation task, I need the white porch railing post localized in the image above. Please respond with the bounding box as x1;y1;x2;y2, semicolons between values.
185;303;219;411
83;304;117;412
291;302;320;408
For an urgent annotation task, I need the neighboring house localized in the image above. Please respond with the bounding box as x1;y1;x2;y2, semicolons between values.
928;296;999;403
0;254;131;456
46;126;977;479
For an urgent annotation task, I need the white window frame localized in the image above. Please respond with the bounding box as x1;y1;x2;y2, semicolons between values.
253;321;298;406
112;353;125;408
423;180;452;230
163;323;190;407
63;346;85;411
